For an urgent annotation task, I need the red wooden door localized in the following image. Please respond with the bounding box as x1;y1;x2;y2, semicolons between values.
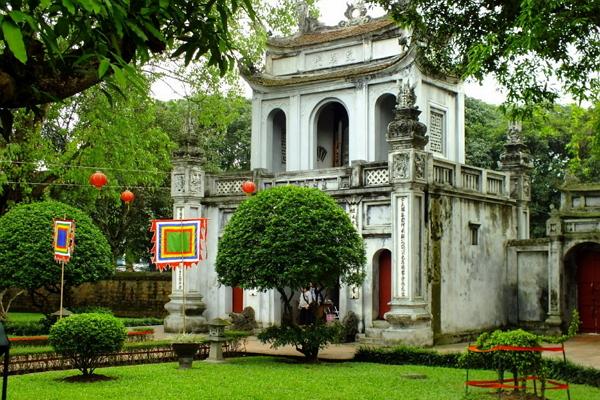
378;250;392;319
232;287;243;313
578;251;600;333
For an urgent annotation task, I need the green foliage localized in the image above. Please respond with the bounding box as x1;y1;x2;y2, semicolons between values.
374;0;600;112
216;185;365;299
466;329;542;389
70;306;113;315
258;322;340;362
48;313;126;376
0;0;258;109
0;201;113;311
355;345;461;367
464;98;600;237
119;317;164;327
154;92;251;172
4;320;47;336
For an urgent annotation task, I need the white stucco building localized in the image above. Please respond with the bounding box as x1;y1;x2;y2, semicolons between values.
163;3;545;345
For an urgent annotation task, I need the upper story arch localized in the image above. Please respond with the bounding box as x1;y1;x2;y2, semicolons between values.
311;99;350;169
266;108;287;173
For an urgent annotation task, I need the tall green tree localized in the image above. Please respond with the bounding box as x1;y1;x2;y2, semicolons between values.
0;201;113;315
372;0;600;112
155;92;252;172
464;97;598;237
216;186;365;360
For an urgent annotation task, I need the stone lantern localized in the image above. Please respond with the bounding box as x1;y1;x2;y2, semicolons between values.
206;318;229;363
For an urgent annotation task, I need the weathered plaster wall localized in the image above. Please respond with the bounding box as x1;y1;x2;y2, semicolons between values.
12;272;172;317
516;251;549;322
431;193;517;338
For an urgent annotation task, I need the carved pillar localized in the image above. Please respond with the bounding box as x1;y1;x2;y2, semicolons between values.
500;122;533;239
164;132;208;333
545;206;564;328
382;82;433;346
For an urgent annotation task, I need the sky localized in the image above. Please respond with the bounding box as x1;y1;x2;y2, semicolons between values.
150;0;507;104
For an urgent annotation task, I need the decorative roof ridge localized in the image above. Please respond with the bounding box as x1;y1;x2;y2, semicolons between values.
267;15;397;49
242;53;409;87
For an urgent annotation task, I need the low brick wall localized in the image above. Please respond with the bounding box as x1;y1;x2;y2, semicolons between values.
11;272;172;317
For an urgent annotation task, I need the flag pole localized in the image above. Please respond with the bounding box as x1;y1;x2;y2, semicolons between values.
181;262;186;334
59;261;65;319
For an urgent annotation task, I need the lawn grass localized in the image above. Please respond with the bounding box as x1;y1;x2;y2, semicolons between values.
6;312;44;322
7;356;600;400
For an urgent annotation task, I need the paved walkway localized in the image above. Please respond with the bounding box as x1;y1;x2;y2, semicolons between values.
148;325;600;368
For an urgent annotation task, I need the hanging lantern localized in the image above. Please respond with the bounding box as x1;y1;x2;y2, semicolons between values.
241;181;256;196
89;171;108;190
120;190;135;205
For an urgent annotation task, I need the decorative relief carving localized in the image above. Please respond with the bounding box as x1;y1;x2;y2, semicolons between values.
523;177;530;198
392;153;410;181
345;49;355;62
346;196;363;229
189;172;202;194
399;196;408;298
174;174;185;193
339;0;370;27
414;153;426;180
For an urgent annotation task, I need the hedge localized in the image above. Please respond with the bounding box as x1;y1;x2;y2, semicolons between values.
354;345;600;388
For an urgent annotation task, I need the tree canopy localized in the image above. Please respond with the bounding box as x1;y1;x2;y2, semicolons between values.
216;185;366;320
373;0;600;112
0;0;255;110
0;200;113;313
464;97;599;237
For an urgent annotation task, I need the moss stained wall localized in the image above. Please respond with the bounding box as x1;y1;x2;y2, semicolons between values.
11;272;172;317
428;190;517;337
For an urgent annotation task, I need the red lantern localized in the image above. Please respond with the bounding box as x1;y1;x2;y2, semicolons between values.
120;190;135;204
89;171;108;190
241;181;256;196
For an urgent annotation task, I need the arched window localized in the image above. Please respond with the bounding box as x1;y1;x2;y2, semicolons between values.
268;109;286;173
374;94;396;161
314;102;349;169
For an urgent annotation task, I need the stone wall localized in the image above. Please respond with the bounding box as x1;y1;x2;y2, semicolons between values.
11;272;172;317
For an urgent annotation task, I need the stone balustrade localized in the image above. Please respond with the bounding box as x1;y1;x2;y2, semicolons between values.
205;159;511;201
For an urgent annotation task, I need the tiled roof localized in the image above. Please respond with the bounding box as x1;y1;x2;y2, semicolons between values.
268;17;397;49
243;54;406;87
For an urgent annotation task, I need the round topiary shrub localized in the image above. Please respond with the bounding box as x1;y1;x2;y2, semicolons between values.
0;201;113;314
49;313;126;376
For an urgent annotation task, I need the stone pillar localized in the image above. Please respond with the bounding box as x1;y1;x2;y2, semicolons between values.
500;122;533;240
545;206;563;329
382;82;433;346
164;132;208;333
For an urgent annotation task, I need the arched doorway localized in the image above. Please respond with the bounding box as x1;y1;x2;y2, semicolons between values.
373;249;392;320
576;246;600;332
268;109;286;173
314;102;349;169
374;94;395;161
232;287;243;313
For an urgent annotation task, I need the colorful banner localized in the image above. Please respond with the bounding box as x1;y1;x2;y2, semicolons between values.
151;219;208;270
53;220;75;263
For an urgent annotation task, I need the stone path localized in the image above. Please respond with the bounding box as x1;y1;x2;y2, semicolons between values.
149;325;600;368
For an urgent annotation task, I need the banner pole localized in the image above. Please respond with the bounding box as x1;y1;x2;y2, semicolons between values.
59;261;65;319
181;262;186;334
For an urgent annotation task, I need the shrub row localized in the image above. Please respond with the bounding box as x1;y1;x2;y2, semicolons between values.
4;315;163;336
354;345;600;388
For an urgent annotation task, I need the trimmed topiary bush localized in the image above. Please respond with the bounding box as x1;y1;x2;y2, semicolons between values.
216;186;365;361
49;313;126;376
0;201;113;315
